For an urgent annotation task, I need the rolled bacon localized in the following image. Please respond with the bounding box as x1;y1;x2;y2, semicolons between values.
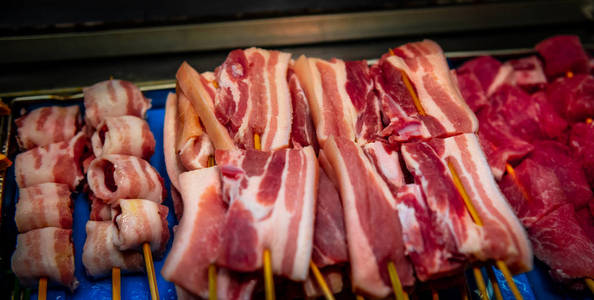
91;115;155;160
15;132;87;189
15;105;81;150
82;221;144;278
176;92;214;170
87;154;165;205
15;183;72;233
83;79;151;128
112;199;170;255
11;227;78;290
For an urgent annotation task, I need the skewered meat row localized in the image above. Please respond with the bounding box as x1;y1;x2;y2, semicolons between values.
15;105;81;150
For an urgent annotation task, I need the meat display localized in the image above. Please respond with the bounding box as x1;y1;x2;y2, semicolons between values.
91;115;156;159
15;105;81;150
82;221;144;278
11;227;78;290
15;131;87;189
87;154;165;205
83;79;151;128
15;183;73;232
112;199;170;255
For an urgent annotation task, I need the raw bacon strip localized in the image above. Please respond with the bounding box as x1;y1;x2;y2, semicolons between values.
83;79;151;128
312;167;348;268
402;134;532;273
363;141;405;193
216;269;259;300
215;146;317;281
287;66;318;151
87;154;165;205
323;136;414;298
112;199;170;255
91;115;155;160
214;48;292;150
163;93;186;190
11;227;78;290
89;193;112;221
15;183;72;233
293;56;381;146
380;40;478;139
176;62;235;151
15;132;87;189
15;105;80;150
176;91;214;170
162;167;227;298
82;221;144;278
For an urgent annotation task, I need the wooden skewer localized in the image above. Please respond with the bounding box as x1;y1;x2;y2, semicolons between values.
431;288;439;300
38;277;47;300
459;281;470;300
566;71;574;78
387;261;408;300
263;249;275;300
448;161;523;300
309;261;335;300
585;278;594;294
388;48;426;117
487;265;504;300
356;295;365;300
112;267;121;300
586;118;592;124
472;267;489;300
143;243;160;300
208;264;217;300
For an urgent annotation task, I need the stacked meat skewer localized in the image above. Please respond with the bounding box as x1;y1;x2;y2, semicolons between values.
161;40;537;299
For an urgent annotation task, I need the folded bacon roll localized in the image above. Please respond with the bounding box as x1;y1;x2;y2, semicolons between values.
293;56;382;146
15;183;72;233
214;48;292;150
89;193;112;221
176;91;214;170
83;221;144;278
83;79;151;128
373;40;478;142
15;132;87;189
401;133;532;273
11;227;78;290
323;136;414;298
215;146;318;281
15;105;81;150
162;167;227;298
91;115;155;160
87;154;165;205
112;199;170;255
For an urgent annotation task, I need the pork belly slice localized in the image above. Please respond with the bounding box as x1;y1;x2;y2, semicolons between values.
89;193;112;221
91;115;155;160
112;199;170;255
15;105;81;150
402;134;533;273
324;136;414;298
15;131;87;189
83;79;151;128
162;167;227;298
287;65;318;151
376;40;478;142
11;227;78;290
293;56;382;146
215;146;318;281
363;141;405;193
535;35;590;78
176;91;214;170
214;48;292;150
87;154;165;205
216;269;259;300
15;183;72;233
82;221;144;278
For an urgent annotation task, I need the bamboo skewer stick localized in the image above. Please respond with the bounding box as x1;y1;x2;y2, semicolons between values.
585;278;594;294
487;266;504;300
431;288;439;300
387;261;408;300
207;154;217;300
263;249;275;300
112;267;121;300
473;267;489;300
494;261;522;300
309;261;335;300
143;243;160;300
38;277;47;300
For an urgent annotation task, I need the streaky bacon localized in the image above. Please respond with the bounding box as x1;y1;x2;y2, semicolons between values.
214;48;292;150
87;154;165;205
215;146;318;281
82;221;144;278
83;79;151;128
162;167;227;298
112;199;170;255
216;269;259;300
363;141;405;193
402;134;532;273
15;105;80;150
287;65;318;151
91;115;155;160
15;131;87;190
11;227;78;290
89;193;112;221
323;136;414;298
15;183;72;233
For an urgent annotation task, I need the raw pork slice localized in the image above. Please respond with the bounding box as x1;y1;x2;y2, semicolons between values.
83;79;151;128
15;183;72;232
112;199;170;255
91;115;155;159
287;66;318;151
15;105;80;150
